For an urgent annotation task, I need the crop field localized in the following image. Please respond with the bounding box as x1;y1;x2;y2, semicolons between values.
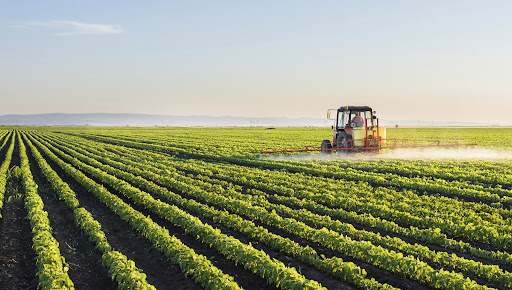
1;127;512;290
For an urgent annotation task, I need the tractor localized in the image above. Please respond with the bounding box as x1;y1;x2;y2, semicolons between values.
260;105;476;154
321;105;385;153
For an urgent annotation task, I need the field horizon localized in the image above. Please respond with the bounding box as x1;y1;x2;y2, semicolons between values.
1;113;508;127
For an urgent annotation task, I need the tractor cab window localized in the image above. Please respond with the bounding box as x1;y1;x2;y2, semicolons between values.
338;111;350;128
350;111;366;127
338;110;373;128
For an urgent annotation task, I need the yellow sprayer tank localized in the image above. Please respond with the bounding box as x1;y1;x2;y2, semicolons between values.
353;127;386;147
352;127;366;147
371;127;386;146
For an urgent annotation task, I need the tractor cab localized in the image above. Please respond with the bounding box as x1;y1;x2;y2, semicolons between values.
322;106;385;151
336;106;376;131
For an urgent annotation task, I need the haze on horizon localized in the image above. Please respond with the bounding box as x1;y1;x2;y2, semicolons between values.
1;1;511;124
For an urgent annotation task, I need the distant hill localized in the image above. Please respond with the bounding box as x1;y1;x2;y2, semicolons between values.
0;113;504;127
0;113;331;127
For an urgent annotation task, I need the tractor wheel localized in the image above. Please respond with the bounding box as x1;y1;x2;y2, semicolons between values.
336;133;352;149
321;140;332;154
342;134;353;148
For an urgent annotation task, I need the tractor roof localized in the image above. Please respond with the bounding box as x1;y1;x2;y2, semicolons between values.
338;106;373;112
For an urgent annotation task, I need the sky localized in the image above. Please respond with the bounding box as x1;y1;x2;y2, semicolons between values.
1;1;511;124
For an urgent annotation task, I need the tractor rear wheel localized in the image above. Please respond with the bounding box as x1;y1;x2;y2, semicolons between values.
321;140;332;154
336;132;352;149
343;134;353;148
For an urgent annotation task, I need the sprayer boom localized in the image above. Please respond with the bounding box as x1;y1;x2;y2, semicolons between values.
260;138;477;154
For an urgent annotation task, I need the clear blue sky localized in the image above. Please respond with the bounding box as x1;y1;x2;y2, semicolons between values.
1;1;511;123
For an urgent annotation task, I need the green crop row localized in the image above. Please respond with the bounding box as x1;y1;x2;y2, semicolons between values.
51;131;512;261
51;132;512;288
17;132;75;289
29;134;327;290
34;132;396;289
328;159;512;189
21;133;156;289
0;131;15;217
57;130;512;232
220;156;512;249
34;133;493;290
26;134;242;290
15;127;512;289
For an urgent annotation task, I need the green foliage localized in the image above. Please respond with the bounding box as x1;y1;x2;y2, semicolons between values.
2;126;510;290
17;132;75;290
